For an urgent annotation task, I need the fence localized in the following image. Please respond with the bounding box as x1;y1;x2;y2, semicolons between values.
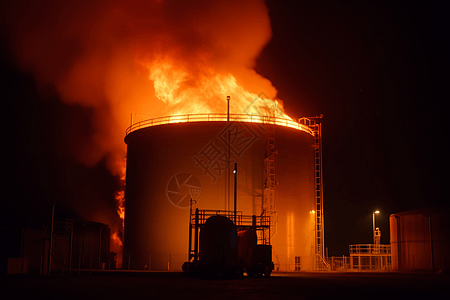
349;244;391;254
124;253;186;271
324;255;392;272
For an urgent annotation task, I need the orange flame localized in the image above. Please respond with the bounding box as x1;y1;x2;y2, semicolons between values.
111;231;123;248
0;0;311;271
116;159;126;228
115;190;125;228
137;53;292;120
110;231;123;269
110;159;126;268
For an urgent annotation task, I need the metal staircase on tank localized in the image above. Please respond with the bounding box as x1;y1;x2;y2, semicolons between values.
265;122;276;212
299;115;330;271
262;114;277;246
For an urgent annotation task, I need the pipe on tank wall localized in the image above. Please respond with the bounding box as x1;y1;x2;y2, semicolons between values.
194;208;199;261
425;215;434;272
234;163;237;224
395;215;401;271
47;204;54;276
226;96;230;211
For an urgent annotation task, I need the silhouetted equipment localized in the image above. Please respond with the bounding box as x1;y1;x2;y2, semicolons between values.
1;219;111;275
182;208;273;277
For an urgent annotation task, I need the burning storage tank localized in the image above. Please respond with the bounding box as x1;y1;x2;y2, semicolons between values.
123;114;322;271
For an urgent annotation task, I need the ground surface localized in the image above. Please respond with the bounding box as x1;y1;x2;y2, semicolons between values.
1;272;449;299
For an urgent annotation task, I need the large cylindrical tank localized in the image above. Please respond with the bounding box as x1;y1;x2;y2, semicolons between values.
123;117;316;271
390;207;450;272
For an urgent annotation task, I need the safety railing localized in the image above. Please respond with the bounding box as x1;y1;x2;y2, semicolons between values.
349;244;391;254
326;255;392;272
190;209;270;228
125;113;314;136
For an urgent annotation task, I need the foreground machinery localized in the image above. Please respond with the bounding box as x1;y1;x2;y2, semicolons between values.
182;209;274;277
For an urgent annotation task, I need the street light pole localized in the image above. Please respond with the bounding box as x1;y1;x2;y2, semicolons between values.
373;210;380;244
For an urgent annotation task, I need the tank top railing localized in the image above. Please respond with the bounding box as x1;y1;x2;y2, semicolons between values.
125;113;314;136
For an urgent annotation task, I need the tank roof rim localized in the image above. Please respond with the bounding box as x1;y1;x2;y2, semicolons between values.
125;113;314;138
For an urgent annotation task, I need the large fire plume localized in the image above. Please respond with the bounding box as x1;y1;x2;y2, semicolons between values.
1;0;292;267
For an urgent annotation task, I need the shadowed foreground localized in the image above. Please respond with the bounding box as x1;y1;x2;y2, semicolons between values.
1;272;449;299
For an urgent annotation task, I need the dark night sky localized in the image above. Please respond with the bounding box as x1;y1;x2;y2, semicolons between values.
1;1;449;256
257;0;449;255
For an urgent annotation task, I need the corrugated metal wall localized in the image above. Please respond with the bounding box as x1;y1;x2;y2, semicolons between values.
390;208;450;272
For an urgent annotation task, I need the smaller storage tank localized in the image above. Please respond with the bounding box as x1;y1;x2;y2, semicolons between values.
237;229;257;267
199;215;237;275
390;207;450;272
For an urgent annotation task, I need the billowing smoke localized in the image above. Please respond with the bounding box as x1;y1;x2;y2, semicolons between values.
1;0;276;263
1;0;274;169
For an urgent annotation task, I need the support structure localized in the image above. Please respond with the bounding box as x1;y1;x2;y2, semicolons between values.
299;115;327;270
226;96;231;211
47;205;55;276
188;209;271;262
234;163;237;224
349;244;391;271
188;188;202;261
262;118;277;245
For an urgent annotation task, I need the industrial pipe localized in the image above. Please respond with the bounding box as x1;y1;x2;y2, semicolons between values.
234;163;237;224
194;208;199;261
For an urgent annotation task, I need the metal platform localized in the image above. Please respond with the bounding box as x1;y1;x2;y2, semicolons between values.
188;209;271;261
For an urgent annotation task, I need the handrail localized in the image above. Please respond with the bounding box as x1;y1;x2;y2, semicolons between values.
349;244;391;254
190;209;271;228
317;253;331;270
125;113;314;136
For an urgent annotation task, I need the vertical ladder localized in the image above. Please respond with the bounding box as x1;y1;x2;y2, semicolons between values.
262;117;277;245
265;123;276;209
299;116;325;269
314;126;324;268
313;123;323;259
